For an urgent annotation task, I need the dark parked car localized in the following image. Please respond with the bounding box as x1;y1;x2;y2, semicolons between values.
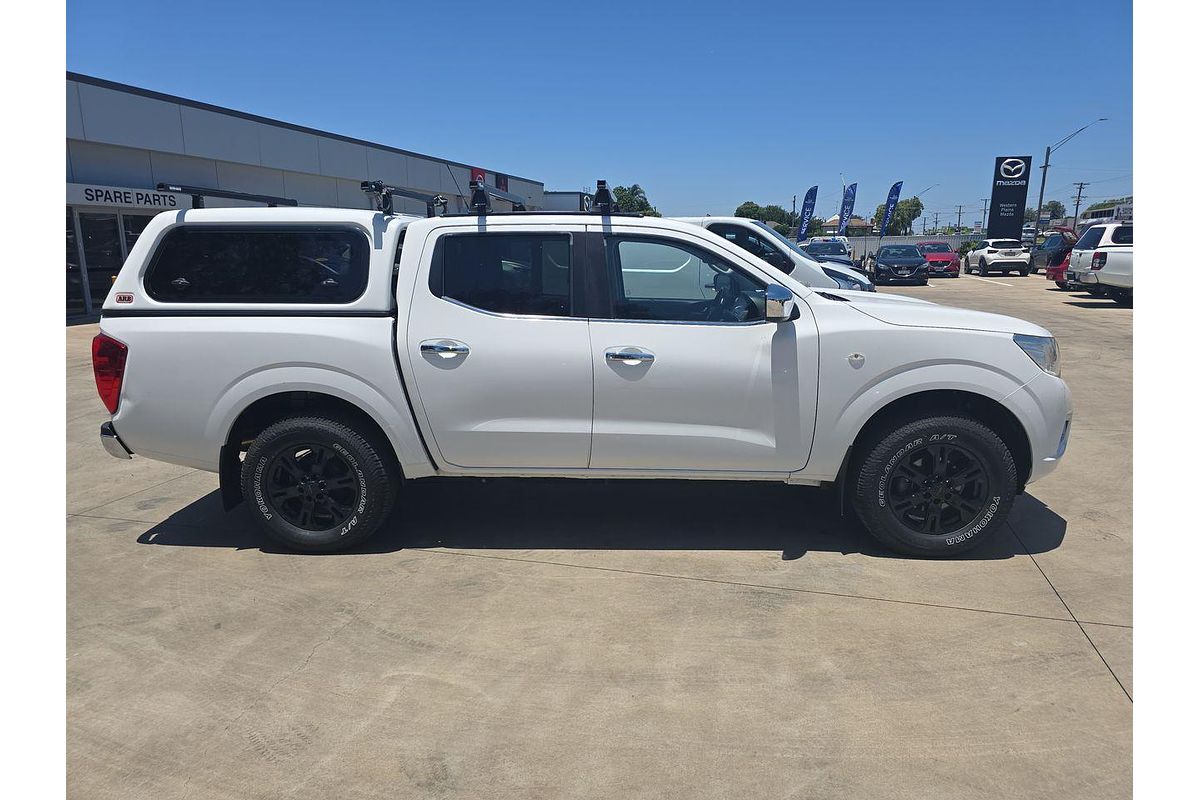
799;240;856;269
915;241;960;278
870;244;929;285
1031;230;1077;284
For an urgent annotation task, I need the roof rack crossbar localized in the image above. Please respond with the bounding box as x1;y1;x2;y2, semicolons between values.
360;180;448;218
156;182;298;209
468;180;527;214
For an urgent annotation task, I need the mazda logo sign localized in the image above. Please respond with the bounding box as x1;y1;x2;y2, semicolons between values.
1000;158;1027;179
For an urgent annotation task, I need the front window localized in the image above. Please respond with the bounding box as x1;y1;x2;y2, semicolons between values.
606;237;765;323
878;245;922;260
804;242;848;256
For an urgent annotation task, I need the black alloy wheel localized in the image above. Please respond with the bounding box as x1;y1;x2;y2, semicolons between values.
266;444;361;531
884;441;990;536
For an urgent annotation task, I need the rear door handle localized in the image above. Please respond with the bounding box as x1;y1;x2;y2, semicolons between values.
605;348;654;365
420;340;470;358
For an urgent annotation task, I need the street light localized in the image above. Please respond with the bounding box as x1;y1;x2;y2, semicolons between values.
1032;118;1107;239
914;184;938;234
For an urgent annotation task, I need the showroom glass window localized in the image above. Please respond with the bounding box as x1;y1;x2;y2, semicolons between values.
146;227;370;303
435;233;572;317
78;212;123;309
66;208;86;317
605;237;765;323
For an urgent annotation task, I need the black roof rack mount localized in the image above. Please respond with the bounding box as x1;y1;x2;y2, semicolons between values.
589;180;620;214
360;180;448;218
156;183;298;209
468;180;528;214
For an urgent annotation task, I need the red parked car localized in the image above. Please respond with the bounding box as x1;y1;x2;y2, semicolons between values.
1033;230;1078;289
915;241;960;277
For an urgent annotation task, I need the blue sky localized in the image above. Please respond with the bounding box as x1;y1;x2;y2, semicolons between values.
66;0;1131;222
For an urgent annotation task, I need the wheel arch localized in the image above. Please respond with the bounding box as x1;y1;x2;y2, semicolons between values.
842;389;1032;489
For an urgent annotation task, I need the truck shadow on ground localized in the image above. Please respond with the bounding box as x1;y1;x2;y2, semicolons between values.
1063;292;1127;309
137;478;1066;561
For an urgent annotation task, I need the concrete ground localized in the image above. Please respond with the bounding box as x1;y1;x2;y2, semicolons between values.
67;274;1131;799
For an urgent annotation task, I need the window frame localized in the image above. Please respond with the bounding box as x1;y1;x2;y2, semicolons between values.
427;230;582;320
143;224;372;305
599;233;769;326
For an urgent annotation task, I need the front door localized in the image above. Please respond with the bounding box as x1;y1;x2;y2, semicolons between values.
405;226;593;469
588;229;819;472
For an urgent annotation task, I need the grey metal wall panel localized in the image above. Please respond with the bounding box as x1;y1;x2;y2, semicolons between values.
508;179;544;208
334;179;373;209
214;162;286;197
317;138;368;180
150;151;219;187
407;157;442;193
66;143;74;183
441;164;471;196
180;106;262;164
68;140;153;187
259;126;321;173
364;148;410;187
67;81;85;139
76;83;185;153
282;171;339;207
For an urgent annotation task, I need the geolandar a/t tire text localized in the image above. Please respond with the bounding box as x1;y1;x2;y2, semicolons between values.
851;415;1018;557
241;416;399;552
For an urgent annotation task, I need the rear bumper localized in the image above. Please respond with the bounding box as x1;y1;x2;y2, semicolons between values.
100;421;133;460
1078;271;1099;284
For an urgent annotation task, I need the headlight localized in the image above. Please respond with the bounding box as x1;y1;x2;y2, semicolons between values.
1013;334;1060;376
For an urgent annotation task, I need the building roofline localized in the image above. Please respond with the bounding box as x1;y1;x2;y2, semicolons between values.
66;71;541;186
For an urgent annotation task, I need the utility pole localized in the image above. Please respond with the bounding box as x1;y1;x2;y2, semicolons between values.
981;198;990;232
1071;182;1089;233
933;212;939;233
955;205;963;234
1033;118;1107;242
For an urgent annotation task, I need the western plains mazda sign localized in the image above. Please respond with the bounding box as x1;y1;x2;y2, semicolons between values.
986;155;1032;239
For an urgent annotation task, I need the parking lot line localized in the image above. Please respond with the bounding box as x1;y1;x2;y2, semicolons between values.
965;275;1014;287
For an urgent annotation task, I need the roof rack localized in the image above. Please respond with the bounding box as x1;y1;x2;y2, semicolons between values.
468;180;528;213
360;180;449;218
155;183;298;209
589;180;620;214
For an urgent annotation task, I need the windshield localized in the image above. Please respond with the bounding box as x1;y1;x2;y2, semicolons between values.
878;245;922;259
917;243;953;254
804;242;848;256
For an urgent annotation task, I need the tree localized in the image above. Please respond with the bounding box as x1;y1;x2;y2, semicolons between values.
734;201;798;226
1024;207;1037;223
613;184;662;216
1044;200;1066;220
772;222;792;237
871;197;924;235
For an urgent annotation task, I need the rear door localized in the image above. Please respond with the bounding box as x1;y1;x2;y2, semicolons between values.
404;224;593;469
587;225;819;473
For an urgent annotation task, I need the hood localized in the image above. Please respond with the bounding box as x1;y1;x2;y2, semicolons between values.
922;252;957;261
816;288;933;306
877;256;928;268
848;298;1051;336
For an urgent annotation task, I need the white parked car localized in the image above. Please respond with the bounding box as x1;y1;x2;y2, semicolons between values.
672;216;879;292
94;195;1071;557
965;239;1031;277
1066;222;1133;305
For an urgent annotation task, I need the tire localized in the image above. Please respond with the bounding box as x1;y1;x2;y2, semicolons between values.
978;258;987;276
851;415;1018;557
919;279;929;286
1018;267;1030;277
1113;289;1133;307
241;415;399;552
1055;280;1069;290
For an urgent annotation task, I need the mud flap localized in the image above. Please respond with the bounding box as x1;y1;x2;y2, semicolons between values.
219;444;244;511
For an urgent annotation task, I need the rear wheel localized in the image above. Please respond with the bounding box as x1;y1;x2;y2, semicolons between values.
1055;280;1069;289
241;415;399;552
978;258;988;276
851;415;1018;557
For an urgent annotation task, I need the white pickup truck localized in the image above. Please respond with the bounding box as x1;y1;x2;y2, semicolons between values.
93;186;1072;557
1066;222;1133;305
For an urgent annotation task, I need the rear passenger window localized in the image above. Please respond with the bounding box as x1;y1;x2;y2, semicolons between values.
146;226;369;303
435;233;571;317
1112;226;1133;244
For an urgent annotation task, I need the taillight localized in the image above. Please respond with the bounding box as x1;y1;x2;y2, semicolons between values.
1091;252;1107;270
987;248;997;254
92;333;128;414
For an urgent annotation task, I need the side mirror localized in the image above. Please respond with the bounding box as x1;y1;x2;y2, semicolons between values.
765;284;797;322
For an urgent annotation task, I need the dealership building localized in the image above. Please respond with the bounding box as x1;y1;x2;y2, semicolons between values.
66;72;547;319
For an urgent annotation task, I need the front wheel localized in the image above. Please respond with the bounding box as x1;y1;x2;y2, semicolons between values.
241;415;399;552
851;415;1018;557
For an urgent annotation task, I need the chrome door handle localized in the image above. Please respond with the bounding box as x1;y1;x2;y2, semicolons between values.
605;348;654;364
420;340;470;358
